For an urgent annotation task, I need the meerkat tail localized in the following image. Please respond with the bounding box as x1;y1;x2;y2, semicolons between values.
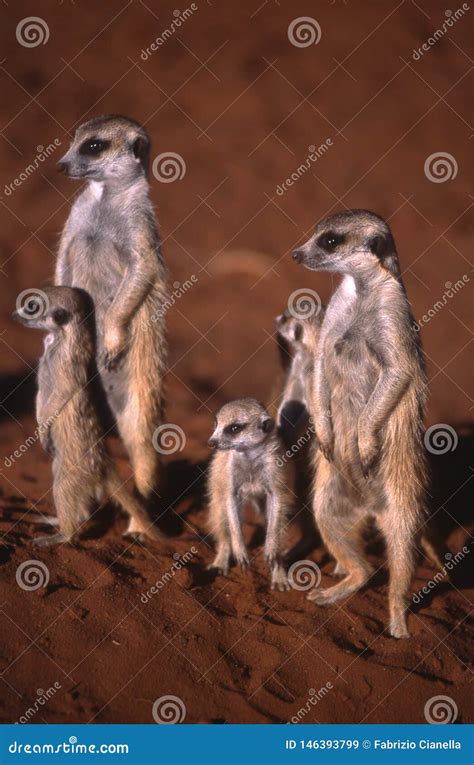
105;470;162;541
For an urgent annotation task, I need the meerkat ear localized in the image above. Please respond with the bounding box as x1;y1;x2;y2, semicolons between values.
52;308;71;326
260;417;275;434
368;232;395;258
132;135;150;171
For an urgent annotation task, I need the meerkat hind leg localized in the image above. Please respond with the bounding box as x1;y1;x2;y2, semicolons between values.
377;509;418;639
208;542;232;575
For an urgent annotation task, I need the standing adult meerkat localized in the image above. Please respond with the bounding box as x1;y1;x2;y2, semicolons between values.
13;287;161;546
207;398;292;590
292;209;440;638
56;115;167;500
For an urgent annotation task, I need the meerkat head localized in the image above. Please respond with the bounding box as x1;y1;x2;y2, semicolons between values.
58;115;150;183
208;398;275;452
276;308;325;358
13;286;94;334
292;210;399;278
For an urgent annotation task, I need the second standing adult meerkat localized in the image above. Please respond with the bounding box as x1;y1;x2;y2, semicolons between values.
293;209;436;638
56;115;168;500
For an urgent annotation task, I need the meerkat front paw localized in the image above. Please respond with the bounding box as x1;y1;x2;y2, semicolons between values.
357;426;379;478
102;324;128;371
271;563;289;591
315;420;334;462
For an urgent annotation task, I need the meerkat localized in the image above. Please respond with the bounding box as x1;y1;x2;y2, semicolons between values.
207;398;292;591
55;115;168;501
276;308;325;448
292;209;443;638
13;286;161;546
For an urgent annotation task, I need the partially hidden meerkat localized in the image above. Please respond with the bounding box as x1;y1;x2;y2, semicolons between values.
55;115;168;500
276;308;325;448
207;398;292;590
292;209;444;638
275;309;325;557
13;287;161;546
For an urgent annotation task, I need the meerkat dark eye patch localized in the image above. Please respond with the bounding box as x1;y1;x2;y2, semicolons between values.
369;232;395;258
51;308;71;326
317;231;345;252
224;422;247;435
294;324;303;342
78;138;111;156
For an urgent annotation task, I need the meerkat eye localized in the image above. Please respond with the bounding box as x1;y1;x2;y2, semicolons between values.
317;231;345;252
79;139;110;156
224;422;246;435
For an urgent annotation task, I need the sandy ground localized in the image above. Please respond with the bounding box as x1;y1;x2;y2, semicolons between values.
0;0;472;724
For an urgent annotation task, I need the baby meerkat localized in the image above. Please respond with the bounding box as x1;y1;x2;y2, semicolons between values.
207;398;292;590
13;286;161;546
276;308;325;448
56;115;168;500
293;209;443;638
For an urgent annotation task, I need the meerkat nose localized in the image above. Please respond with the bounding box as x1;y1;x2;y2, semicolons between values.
208;437;218;448
57;160;69;174
292;249;304;263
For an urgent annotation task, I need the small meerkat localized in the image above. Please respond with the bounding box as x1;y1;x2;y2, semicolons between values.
13;286;161;546
207;398;292;590
276;308;325;448
55;115;168;500
292;209;444;638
